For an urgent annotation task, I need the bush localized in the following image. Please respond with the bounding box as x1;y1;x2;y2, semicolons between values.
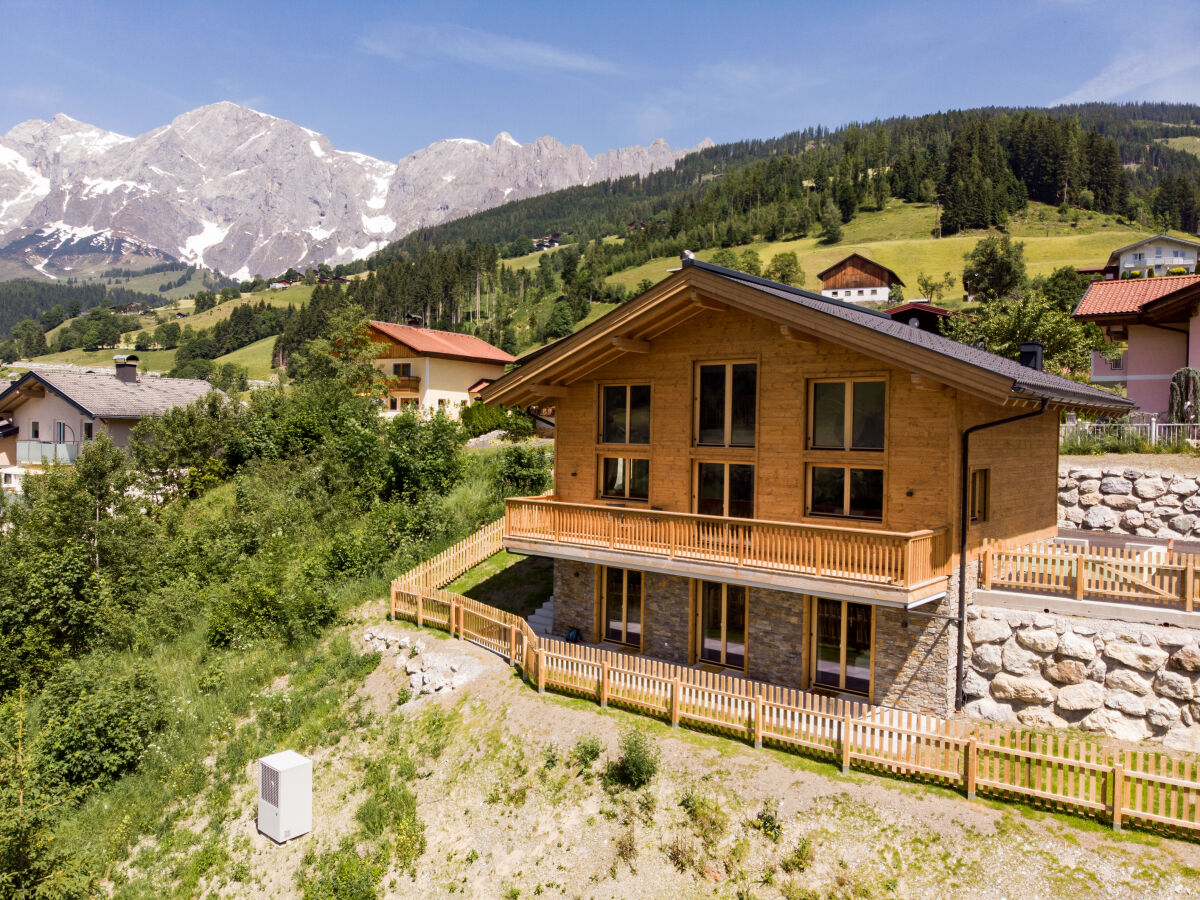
460;401;508;438
680;790;729;847
570;734;602;767
608;727;660;789
749;799;784;843
496;445;552;497
297;841;381;900
780;836;813;874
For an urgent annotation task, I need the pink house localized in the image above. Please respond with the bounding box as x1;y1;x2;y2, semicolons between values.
1074;274;1200;414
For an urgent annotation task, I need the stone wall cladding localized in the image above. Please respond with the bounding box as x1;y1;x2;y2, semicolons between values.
1058;464;1200;538
552;560;595;641
964;604;1200;751
642;572;691;665
746;587;807;689
874;593;957;718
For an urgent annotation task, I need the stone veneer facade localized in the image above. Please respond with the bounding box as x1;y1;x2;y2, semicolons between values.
1058;464;1200;538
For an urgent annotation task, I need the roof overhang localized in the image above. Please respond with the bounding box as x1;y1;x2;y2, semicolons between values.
0;372;96;418
481;264;1129;414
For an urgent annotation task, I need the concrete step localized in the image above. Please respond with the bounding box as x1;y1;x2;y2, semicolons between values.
527;597;554;636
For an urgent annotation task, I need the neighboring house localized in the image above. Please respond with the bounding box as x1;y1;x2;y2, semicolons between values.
481;256;1129;716
0;356;214;493
1073;273;1200;413
368;321;515;419
817;253;904;304
1085;234;1200;280
881;301;956;333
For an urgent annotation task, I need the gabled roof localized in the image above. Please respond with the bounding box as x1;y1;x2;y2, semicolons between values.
1106;234;1200;267
0;370;215;419
482;258;1131;414
467;377;496;394
369;321;516;366
883;302;955;318
816;253;904;286
1074;274;1200;320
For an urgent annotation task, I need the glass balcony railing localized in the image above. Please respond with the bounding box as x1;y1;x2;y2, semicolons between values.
16;440;80;464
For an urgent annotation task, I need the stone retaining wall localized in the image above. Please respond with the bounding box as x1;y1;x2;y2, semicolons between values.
963;605;1200;750
1058;465;1200;538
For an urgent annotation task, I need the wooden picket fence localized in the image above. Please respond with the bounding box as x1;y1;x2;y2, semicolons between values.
391;521;1200;836
981;537;1200;613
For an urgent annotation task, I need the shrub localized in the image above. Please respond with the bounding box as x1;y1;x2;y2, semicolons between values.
297;841;381;900
396;686;412;705
749;799;784;843
570;734;602;768
780;836;813;874
680;790;729;847
609;727;660;789
496;445;552;498
460;401;508;438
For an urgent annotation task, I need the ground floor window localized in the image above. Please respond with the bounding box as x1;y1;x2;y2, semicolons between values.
602;567;642;646
697;581;746;669
812;597;873;696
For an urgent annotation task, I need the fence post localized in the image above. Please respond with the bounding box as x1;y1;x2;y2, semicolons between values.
1187;563;1196;614
1110;764;1124;831
840;709;852;774
600;660;610;708
508;624;518;666
536;648;546;694
453;599;462;639
670;677;680;728
753;691;764;749
1074;554;1086;602
389;582;397;619
416;592;424;628
965;737;978;799
981;543;993;591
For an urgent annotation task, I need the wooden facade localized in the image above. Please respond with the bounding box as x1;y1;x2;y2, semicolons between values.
817;253;903;291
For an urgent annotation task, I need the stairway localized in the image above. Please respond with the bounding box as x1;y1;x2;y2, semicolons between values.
526;597;554;637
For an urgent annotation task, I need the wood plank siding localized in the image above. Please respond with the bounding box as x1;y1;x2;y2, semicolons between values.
818;254;902;291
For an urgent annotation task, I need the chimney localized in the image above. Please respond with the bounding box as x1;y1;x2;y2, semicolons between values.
1018;341;1044;371
114;354;139;385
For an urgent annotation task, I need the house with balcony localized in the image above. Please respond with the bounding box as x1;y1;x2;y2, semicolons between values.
1103;235;1200;279
368;321;515;419
0;356;215;492
481;256;1131;715
1074;273;1200;413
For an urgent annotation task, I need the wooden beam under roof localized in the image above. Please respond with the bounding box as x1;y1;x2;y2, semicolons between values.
610;336;650;353
530;383;571;398
780;325;818;344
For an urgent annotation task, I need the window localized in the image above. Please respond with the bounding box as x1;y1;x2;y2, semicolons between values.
698;581;746;669
809;380;885;450
970;468;990;524
602;567;642;646
600;384;650;444
809;466;883;520
437;399;446;409
600;457;649;501
813;598;872;696
55;421;66;443
695;461;754;518
696;362;756;447
30;421;39;440
857;289;864;296
82;421;93;440
392;362;412;376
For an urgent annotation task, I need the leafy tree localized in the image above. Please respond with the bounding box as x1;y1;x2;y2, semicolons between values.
962;234;1027;301
709;248;739;268
737;249;762;276
763;252;803;286
153;321;181;349
133;331;152;351
1033;265;1091;314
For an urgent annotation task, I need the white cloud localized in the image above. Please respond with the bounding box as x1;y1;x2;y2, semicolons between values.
360;23;617;75
1054;38;1200;104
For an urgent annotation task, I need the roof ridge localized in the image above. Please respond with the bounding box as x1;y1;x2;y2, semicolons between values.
683;257;893;320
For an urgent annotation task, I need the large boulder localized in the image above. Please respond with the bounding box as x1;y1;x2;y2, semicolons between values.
1104;639;1168;673
1154;670;1195;701
1163;724;1200;753
1017;706;1068;730
964;697;1012;723
1056;680;1105;712
1169;514;1198;534
1083;506;1116;530
962;668;989;698
970;643;1003;675
1081;707;1151;742
1105;667;1152;695
1043;657;1088;685
1057;630;1097;661
1002;643;1043;677
1171;644;1200;672
1168;477;1199;495
1134;477;1166;500
1099;476;1132;495
1103;494;1140;511
991;672;1055;704
1105;690;1147;717
967;617;1011;644
1147;697;1182;730
1016;627;1058;653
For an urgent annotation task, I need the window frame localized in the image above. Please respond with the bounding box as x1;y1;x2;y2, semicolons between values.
807;377;888;452
598;455;650;503
81;421;94;441
810;597;874;699
693;359;758;448
392;362;412;377
692;460;755;519
969;467;990;525
806;464;885;521
600;566;643;648
695;580;747;671
30;420;39;440
597;382;651;445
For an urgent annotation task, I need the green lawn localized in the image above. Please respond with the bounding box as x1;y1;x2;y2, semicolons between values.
1161;136;1200;159
20;346;179;373
444;551;553;618
212;335;279;381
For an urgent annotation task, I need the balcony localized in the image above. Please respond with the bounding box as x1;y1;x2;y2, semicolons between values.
390;375;421;393
504;497;952;607
17;440;80;465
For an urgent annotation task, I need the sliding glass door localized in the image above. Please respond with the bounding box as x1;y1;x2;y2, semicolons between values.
698;581;746;669
813;598;872;696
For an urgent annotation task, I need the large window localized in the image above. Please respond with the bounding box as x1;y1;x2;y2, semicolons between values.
813;598;872;696
600;384;650;444
970;468;990;524
392;362;412;376
698;581;746;669
695;462;754;518
30;421;39;440
808;466;883;520
696;362;756;447
600;457;649;501
809;380;886;451
602;567;642;646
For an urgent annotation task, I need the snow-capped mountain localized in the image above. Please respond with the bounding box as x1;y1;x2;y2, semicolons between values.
0;103;710;280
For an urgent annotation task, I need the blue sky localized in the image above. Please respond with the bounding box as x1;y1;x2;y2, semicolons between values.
3;0;1200;160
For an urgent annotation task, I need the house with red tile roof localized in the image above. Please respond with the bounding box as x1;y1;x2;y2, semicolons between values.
1074;274;1200;413
367;321;515;418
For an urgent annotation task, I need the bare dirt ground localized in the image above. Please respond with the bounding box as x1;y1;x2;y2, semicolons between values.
1061;454;1200;478
186;601;1200;900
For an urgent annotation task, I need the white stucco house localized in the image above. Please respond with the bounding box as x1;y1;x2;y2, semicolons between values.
1104;235;1200;279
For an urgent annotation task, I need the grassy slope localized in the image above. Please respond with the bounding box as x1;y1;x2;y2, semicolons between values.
1162;136;1200;158
212;335;279;380
18;346;180;372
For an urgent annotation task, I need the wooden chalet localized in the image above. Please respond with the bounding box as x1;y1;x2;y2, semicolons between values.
481;256;1129;715
817;253;904;304
883;301;956;334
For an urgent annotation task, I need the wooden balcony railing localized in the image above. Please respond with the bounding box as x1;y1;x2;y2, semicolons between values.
390;375;421;393
504;498;951;589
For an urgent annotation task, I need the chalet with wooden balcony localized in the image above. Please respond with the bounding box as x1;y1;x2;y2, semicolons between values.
481;256;1131;715
368;321;515;418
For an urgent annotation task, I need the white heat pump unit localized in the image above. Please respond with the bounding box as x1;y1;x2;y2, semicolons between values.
258;750;312;843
